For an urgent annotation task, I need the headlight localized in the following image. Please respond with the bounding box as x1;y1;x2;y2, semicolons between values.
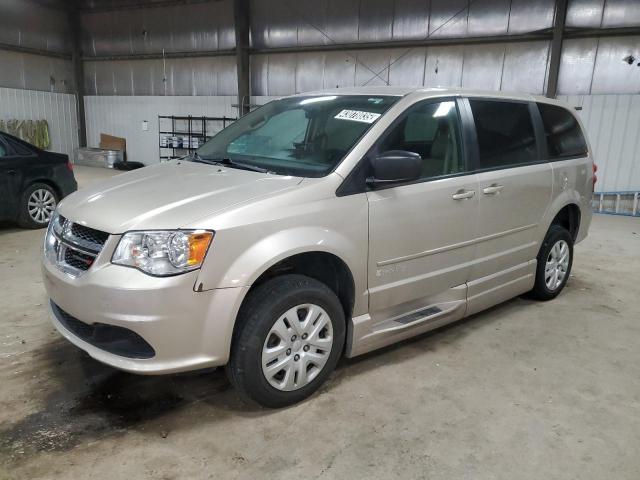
112;230;214;276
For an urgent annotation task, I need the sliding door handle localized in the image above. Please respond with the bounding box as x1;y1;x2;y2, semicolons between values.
482;184;504;195
452;189;475;200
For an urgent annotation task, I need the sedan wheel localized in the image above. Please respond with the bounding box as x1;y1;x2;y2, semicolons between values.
27;188;57;224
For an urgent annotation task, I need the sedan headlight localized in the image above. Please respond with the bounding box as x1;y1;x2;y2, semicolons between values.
112;230;214;276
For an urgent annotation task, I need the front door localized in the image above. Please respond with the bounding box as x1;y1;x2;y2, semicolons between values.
361;98;479;353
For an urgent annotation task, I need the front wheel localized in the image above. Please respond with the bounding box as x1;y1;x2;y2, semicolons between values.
529;225;574;300
227;274;345;408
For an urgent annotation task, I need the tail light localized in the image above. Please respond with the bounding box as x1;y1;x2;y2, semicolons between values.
66;160;74;171
592;163;597;187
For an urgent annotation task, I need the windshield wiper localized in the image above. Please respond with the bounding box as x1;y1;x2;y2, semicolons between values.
199;156;271;174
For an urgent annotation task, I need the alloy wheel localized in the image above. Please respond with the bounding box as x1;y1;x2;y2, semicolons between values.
545;239;570;291
27;188;56;224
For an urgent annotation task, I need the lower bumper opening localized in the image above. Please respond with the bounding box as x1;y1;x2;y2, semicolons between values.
51;301;156;359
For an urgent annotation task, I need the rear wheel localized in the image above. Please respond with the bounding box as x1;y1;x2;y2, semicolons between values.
18;183;58;229
530;225;574;300
227;274;345;408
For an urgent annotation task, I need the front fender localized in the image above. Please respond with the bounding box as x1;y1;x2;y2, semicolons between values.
227;227;358;286
195;223;369;315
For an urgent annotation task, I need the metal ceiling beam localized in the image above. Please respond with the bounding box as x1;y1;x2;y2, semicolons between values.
0;42;71;60
564;26;640;39
79;0;220;13
250;32;554;55
546;0;569;98
69;2;87;147
29;0;72;11
82;49;236;62
234;0;250;116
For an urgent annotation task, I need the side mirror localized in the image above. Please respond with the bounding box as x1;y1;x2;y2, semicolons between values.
366;150;422;187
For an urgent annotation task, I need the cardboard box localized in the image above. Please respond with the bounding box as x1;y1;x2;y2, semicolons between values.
99;133;127;160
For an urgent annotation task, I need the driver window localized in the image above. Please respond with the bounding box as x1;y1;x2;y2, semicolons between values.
0;143;6;157
379;100;465;179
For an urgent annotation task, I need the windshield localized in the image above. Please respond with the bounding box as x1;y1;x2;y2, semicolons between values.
196;95;399;177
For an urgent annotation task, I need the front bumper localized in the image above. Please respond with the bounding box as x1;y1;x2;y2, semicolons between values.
42;247;248;374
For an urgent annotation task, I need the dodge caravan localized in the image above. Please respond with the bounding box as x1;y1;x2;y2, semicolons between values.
42;88;594;407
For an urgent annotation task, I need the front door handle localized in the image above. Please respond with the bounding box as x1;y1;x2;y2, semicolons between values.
452;189;475;200
482;184;504;195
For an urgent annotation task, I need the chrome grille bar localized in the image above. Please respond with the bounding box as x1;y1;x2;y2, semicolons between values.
46;215;109;278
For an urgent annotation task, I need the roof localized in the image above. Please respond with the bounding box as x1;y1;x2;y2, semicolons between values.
290;86;568;107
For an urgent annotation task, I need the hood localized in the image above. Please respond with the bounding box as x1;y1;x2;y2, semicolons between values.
58;161;303;233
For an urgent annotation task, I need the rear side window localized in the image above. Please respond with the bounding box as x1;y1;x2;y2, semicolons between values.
5;137;33;156
469;100;538;169
537;103;588;159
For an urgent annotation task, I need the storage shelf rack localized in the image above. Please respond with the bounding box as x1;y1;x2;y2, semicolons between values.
158;115;235;162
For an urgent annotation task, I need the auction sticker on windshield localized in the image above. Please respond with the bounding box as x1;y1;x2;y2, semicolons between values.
334;109;381;124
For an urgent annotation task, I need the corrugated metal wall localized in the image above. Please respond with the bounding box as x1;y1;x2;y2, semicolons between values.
559;94;640;191
0;0;71;54
0;0;78;158
83;56;238;95
0;87;79;159
0;50;75;93
76;0;640;97
84;95;237;164
250;42;552;95
81;1;235;57
0;0;74;93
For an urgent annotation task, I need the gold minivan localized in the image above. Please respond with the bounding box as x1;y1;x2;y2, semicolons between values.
42;88;594;407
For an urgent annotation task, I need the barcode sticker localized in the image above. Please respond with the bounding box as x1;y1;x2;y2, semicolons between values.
334;109;381;124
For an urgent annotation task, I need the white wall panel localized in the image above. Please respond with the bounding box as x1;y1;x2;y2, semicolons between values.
84;96;237;165
559;94;640;192
0;87;78;159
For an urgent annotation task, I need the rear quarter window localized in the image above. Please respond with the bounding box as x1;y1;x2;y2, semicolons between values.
5;137;34;156
537;103;588;159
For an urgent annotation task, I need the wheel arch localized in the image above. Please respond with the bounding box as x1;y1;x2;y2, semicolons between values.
23;178;62;199
228;250;357;362
549;203;581;241
249;251;356;321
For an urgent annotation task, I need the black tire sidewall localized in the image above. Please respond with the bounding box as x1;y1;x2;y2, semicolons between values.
227;274;346;408
533;225;574;300
18;183;58;229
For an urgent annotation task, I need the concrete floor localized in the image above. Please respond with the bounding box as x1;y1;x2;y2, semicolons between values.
1;166;639;479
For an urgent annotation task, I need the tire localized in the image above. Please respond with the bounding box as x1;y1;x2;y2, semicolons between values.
227;274;346;408
529;225;574;301
18;182;58;229
114;161;144;171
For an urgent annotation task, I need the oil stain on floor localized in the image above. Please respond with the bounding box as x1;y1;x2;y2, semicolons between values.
0;345;230;465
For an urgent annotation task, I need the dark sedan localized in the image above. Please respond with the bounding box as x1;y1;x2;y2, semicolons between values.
0;132;77;228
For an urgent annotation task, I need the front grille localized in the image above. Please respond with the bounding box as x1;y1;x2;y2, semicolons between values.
64;248;96;270
70;222;109;252
51;301;156;359
46;215;110;276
